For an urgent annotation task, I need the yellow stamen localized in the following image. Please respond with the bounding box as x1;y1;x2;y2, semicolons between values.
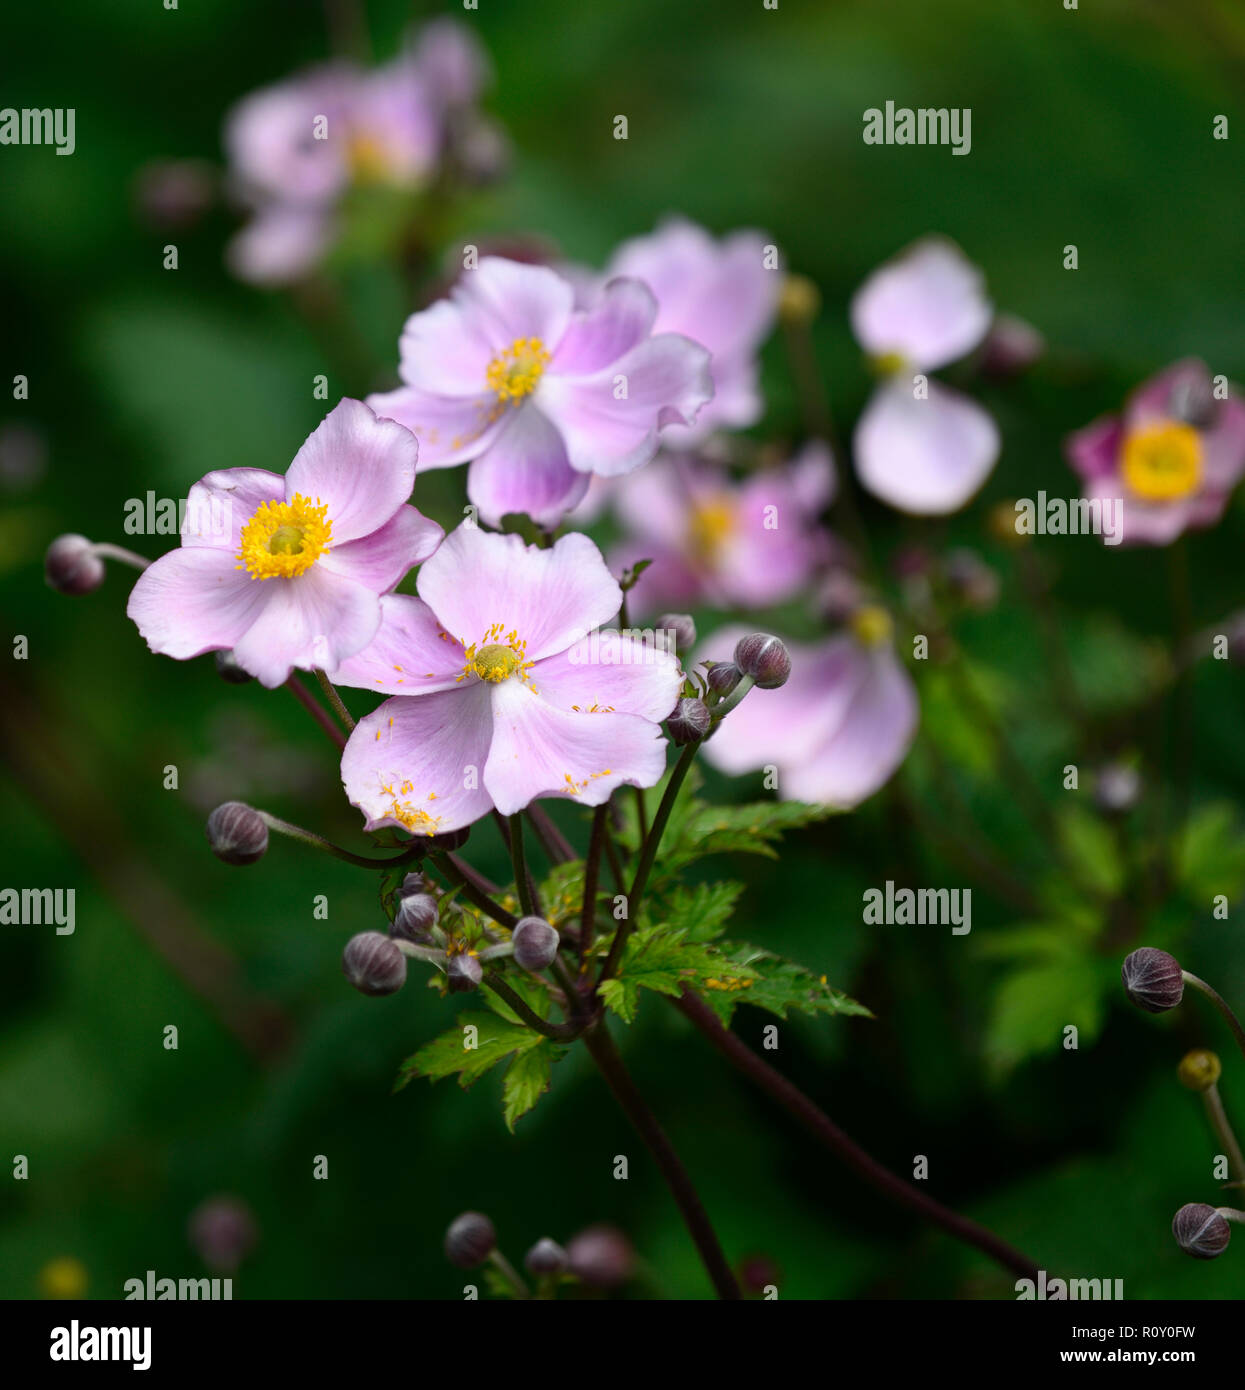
237;494;331;580
348;133;391;186
850;604;893;648
486;337;551;403
1120;421;1202;502
687;498;735;564
869;350;907;377
458;623;534;686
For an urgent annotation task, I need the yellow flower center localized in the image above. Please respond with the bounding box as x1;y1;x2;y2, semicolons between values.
850;604;893;648
348;133;391;186
459;625;535;686
869;351;908;377
486;338;551;403
1120;421;1202;502
687;499;736;563
237;494;332;580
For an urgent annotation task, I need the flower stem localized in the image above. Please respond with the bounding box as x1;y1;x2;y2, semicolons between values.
285;675;347;750
92;542;151;572
509;813;538;917
432;852;519;931
1182;971;1245;1065
487;1249;530;1300
1202;1082;1245;1186
579;805;608;969
525;804;576;866
582;1020;740;1300
258;811;419;869
673;987;1041;1282
482;973;580;1042
314;668;356;732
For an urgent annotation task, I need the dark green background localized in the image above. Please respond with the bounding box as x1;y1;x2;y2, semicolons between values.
3;0;1245;1299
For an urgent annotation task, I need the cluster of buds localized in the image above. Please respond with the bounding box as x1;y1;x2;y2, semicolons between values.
668;629;792;751
442;1210;633;1298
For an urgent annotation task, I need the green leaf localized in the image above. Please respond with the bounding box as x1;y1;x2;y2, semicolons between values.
983;955;1110;1080
1056;803;1123;899
502;1043;560;1131
395;1015;544;1093
537;859;588;928
599;925;732;1022
650;880;745;942
694;944;872;1027
1177;801;1245;903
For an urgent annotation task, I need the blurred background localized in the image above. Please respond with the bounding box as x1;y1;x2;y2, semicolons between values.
3;0;1245;1299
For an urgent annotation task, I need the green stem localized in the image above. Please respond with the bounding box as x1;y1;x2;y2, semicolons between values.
1202;1083;1245;1186
259;812;419;869
579;805;608;969
1183;972;1245;1065
487;1249;530;1300
315;668;356;732
482;973;579;1042
285;675;347;750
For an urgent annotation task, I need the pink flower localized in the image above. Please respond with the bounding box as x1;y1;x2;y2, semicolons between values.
850;237;998;514
1066;359;1245;546
366;258;714;528
127;399;442;688
608;444;836;616
603;217;781;441
699;612;918;809
331;525;683;835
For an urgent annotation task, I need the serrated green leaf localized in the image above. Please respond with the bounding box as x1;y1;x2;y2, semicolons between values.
695;944;872;1026
395;1015;544;1093
537;859;587;929
651;880;744;942
502;1042;561;1131
983;955;1109;1080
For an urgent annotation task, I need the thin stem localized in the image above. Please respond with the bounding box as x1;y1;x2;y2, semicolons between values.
525;804;576;866
632;785;649;847
285;675;347;750
1202;1083;1245;1186
582;1021;740;1300
1183;972;1245;1065
509;813;537;917
482;973;579;1042
259;812;419;870
315;668;356;732
599;742;699;984
673;988;1041;1282
1165;537;1195;883
487;1249;529;1300
433;852;519;931
92;541;151;571
580;805;608;969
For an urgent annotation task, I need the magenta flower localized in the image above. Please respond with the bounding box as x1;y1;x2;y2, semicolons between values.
850;237;998;514
608;444;835;615
1066;359;1245;546
128;399;442;688
366;258;713;529
603;217;781;441
700;612;918;809
331;525;683;835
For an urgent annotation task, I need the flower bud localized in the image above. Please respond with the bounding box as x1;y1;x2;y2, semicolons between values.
706;661;742;696
566;1224;635;1289
1172;1203;1231;1259
524;1237;568;1276
1121;947;1184;1013
444;1211;496;1269
1178;1048;1222;1092
943;548;999;612
45;534;105;596
978;313;1044;379
187;1196;257;1274
392;892;439;944
447;951;483;992
1093;763;1141;816
512;916;560;972
427;827;471;852
733;633;791;689
667;696;711;745
213;649;254;685
206;801;268;866
399;871;425;897
656;613;696;655
342;932;407;997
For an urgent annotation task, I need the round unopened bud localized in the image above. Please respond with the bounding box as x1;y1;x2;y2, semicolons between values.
444;1211;496;1269
1172;1203;1231;1260
513;916;560;972
399;871;425;897
1121;947;1184;1013
706;661;742;696
187;1196;257;1274
213;649;253;685
1094;763;1141;816
342;932;407;997
45;534;105;596
566;1224;635;1290
392;892;439;944
943;548;999;612
524;1237;568;1276
1178;1048;1222;1092
427;826;471;852
979;313;1045;379
656;613;697;655
447;951;483;992
734;633;791;689
668;696;711;745
206;801;268;866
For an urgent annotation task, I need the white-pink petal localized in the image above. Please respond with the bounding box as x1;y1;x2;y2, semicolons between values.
329;593;466;694
127;547;269;662
531;636;682;724
466;406;590;527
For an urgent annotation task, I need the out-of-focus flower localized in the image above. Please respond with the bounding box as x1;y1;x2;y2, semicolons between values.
1066;359;1245;546
601;217;781;441
367;258;713;527
332;524;683;834
128;399;442;687
699;611;918;808
133;159;217;232
850;237;999;514
566;1224;635;1289
0;421;47;493
188;1196;258;1274
39;1256;88;1299
607;445;834;616
978;313;1044;379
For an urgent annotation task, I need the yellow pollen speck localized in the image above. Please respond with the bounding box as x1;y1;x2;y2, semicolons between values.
348;133;392;186
486;337;551;403
849;604;893;648
1120;420;1203;502
687;498;736;564
237;494;331;580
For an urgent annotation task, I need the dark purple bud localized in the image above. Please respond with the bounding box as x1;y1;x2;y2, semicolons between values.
213;649;254;685
512;917;559;972
206;801;268;866
566;1224;635;1289
187;1196;257;1274
445;1211;496;1268
399;871;426;897
447;951;483;993
656;613;697;655
705;661;742;696
1121;948;1184;1013
978;313;1045;379
392;892;439;944
667;696;711;745
943;548;999;611
342;932;407;997
133;158;216;232
1172;1203;1231;1259
524;1238;568;1276
427;826;471;852
734;633;791;689
45;534;105;596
